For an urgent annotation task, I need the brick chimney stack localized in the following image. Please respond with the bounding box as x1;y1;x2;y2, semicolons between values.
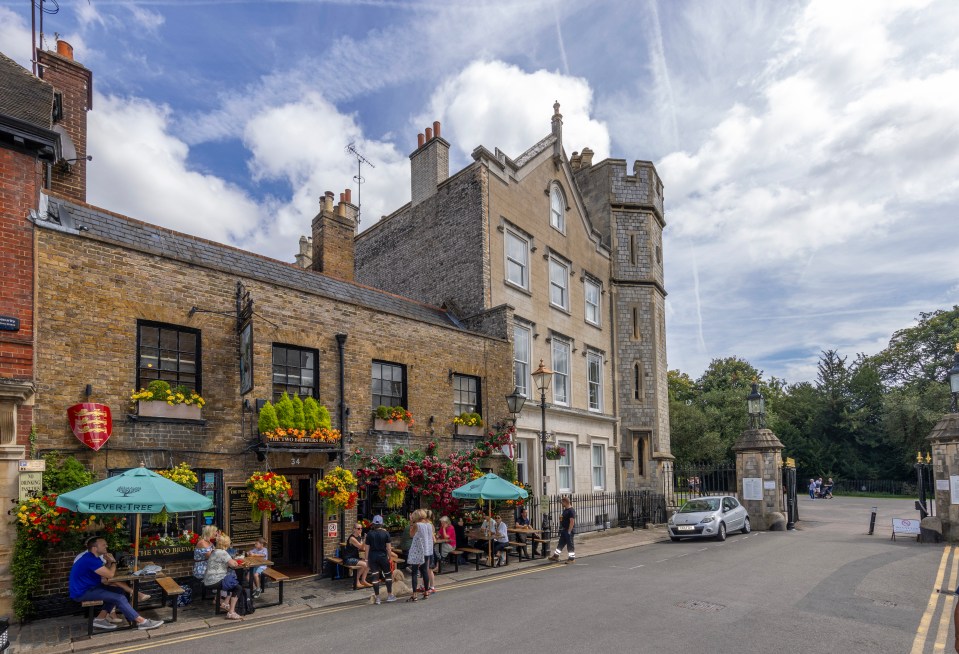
410;120;449;207
311;189;356;281
37;40;92;204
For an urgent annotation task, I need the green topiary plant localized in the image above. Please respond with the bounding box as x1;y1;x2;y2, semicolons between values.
147;379;171;397
316;403;332;430
275;392;295;429
258;401;279;434
291;395;306;430
303;397;320;431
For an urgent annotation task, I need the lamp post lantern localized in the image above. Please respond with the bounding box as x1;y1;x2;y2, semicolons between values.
530;360;553;497
505;387;526;419
948;348;959;414
747;382;766;429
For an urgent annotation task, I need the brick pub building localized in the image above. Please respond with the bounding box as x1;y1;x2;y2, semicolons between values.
0;43;514;616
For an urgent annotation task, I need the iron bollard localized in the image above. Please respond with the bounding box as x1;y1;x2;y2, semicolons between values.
868;506;878;535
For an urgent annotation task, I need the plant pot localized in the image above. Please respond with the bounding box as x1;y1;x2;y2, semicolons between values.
374;418;408;433
455;425;484;437
138;401;202;420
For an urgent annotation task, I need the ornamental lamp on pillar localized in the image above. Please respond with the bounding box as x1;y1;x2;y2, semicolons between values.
747;382;766;429
531;360;553;497
948;347;959;413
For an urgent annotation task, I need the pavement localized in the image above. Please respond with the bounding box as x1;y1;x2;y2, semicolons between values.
7;524;670;653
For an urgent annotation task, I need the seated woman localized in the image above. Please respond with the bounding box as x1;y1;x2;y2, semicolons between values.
490;514;509;566
434;516;456;563
343;524;371;588
193;525;218;587
202;534;243;620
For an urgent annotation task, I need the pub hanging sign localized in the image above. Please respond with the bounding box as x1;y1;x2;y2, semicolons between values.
67;403;113;451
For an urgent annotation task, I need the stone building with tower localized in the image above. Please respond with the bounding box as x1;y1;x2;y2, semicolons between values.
354;105;672;495
0;42;515;616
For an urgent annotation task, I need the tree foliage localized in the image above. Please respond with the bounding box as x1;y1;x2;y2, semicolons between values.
668;307;958;481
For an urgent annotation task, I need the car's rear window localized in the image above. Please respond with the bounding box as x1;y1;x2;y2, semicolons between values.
680;499;719;512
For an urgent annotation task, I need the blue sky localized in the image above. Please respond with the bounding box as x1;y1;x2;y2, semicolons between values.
1;0;957;385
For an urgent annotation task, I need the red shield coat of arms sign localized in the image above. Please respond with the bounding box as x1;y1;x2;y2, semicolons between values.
67;403;113;451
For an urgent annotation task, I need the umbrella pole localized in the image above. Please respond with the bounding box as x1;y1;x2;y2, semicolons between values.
487;503;492;564
133;513;141;572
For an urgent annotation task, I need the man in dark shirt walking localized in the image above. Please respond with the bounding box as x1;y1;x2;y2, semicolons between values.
364;515;396;604
548;496;576;563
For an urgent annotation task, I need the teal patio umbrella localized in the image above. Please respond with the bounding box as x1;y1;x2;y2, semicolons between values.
452;473;528;561
57;466;213;571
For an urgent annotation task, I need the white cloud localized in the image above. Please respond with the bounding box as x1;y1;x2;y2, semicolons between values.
0;7;33;68
127;6;165;32
419;60;610;165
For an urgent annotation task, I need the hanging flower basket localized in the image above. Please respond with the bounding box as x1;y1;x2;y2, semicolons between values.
544;445;566;461
377;471;409;509
246;471;294;522
152;463;199;525
316;467;358;515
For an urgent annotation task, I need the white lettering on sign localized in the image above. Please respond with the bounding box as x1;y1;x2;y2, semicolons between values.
327;522;338;539
290;458;300;466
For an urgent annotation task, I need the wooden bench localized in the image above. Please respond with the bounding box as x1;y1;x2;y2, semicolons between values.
261;567;289;606
531;537;550;558
326;556;364;590
155;577;185;623
81;600;106;638
506;541;528;562
438;549;461;574
457;547;486;571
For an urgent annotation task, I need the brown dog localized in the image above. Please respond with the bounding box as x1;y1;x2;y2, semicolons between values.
367;567;412;603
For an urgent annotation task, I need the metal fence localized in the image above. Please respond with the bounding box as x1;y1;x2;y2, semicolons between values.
830;479;916;496
665;461;738;507
524;490;666;537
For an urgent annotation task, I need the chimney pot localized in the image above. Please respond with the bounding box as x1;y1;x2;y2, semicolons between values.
425;127;433;141
56;40;74;60
433;121;441;138
418;133;425;148
345;188;352;204
339;192;345;203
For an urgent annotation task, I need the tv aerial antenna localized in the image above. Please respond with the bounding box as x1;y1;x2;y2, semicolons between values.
345;142;375;226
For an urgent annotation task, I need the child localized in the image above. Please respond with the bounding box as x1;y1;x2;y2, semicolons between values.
246;537;269;598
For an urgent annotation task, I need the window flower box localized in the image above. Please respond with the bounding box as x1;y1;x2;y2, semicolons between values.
454;424;484;437
374;418;409;433
138;401;202;420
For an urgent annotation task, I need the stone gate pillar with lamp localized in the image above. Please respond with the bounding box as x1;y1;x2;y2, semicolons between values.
731;382;786;531
926;349;959;541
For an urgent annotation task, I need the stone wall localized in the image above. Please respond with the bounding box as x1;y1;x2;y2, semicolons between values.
355;166;489;318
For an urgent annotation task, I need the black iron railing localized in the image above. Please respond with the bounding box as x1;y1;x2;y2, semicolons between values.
523;490;666;536
665;461;738;507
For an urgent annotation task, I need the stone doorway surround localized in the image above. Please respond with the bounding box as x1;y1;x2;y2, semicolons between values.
0;378;35;616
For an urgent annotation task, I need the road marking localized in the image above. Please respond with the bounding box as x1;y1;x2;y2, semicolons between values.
933;548;959;653
629;564;645;570
910;545;955;654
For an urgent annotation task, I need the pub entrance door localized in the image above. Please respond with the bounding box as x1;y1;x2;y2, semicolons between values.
269;470;322;577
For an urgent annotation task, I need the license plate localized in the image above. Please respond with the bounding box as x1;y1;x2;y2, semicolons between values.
676;525;694;531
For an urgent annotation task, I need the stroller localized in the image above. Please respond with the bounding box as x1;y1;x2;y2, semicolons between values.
817;482;833;499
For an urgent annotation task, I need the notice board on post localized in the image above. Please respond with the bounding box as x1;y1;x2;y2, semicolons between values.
226;484;263;546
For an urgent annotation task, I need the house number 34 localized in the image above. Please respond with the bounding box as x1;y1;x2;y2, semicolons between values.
290;458;301;465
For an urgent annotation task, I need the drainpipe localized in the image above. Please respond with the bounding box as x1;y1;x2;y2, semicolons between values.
335;333;348;543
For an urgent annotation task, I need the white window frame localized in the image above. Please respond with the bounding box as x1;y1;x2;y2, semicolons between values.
557;439;574;493
550;185;565;233
513;323;531;397
514;440;528;484
549;257;569;310
585;278;601;326
505;229;530;290
551;338;570;407
591;444;605;490
587;351;603;412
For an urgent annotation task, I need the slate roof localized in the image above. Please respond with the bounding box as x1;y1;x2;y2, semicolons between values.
514;133;555;168
39;196;468;332
0;51;52;128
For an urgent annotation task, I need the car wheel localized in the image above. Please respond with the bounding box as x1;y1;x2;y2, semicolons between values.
741;517;751;534
716;522;727;541
669;535;680;542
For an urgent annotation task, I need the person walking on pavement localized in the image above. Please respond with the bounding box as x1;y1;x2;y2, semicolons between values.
364;515;397;604
549;496;576;564
808;479;816;499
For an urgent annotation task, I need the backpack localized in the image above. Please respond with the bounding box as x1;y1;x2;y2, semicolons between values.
236;587;255;616
176;584;192;607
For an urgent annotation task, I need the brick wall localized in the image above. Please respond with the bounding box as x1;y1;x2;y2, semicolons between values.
36;46;91;204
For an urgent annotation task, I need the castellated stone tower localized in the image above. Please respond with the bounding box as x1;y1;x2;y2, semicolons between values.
573;154;671;490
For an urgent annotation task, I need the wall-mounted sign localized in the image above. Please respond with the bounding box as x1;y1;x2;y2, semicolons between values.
67;403;112;451
239;320;253;395
226;484;262;545
19;471;43;500
327;521;338;539
19;459;46;472
0;315;20;331
742;477;763;501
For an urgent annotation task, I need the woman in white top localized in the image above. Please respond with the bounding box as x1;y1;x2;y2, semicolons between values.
406;509;434;602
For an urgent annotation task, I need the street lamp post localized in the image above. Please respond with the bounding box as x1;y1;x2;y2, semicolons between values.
530;360;553;497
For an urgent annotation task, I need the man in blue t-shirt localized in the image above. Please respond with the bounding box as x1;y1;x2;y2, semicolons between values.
69;536;164;632
548;496;576;564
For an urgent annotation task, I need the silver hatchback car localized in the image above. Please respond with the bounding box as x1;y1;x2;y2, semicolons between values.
667;496;750;541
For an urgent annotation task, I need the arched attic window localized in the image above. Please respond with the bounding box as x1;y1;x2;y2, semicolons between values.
549;184;565;233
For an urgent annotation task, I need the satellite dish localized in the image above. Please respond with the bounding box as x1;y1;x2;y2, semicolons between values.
53;124;77;162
